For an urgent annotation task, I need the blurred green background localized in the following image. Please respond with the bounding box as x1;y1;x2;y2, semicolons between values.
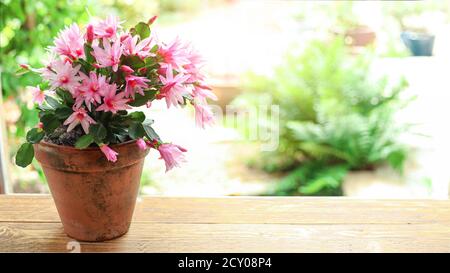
1;0;449;197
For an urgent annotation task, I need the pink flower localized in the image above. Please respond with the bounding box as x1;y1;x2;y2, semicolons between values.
183;47;206;83
186;47;204;66
75;72;108;110
157;37;189;71
38;51;59;80
29;86;46;106
96;83;131;113
192;84;217;103
157;143;187;172
158;65;190;108
47;60;81;93
125;75;150;98
94;16;120;39
100;144;118;162
63;107;96;134
53;24;85;60
184;64;205;83
136;138;147;150
122;35;154;59
92;38;122;72
71;84;85;103
194;103;214;129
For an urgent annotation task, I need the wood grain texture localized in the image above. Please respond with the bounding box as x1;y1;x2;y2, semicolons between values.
0;195;449;253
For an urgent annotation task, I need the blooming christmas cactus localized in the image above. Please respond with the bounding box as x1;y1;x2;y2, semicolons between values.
15;16;216;172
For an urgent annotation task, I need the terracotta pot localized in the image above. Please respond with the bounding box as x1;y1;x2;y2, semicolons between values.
34;140;149;242
345;26;376;47
401;31;435;56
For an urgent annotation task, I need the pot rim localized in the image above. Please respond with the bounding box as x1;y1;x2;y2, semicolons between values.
34;139;149;172
38;139;137;151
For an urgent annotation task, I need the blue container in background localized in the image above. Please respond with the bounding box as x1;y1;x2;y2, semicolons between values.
401;31;435;56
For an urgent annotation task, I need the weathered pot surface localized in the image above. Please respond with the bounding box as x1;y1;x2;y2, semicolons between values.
34;140;149;242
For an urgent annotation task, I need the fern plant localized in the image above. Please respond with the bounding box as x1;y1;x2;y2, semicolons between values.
238;38;411;196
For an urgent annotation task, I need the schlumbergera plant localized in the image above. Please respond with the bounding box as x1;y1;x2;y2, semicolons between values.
15;16;216;171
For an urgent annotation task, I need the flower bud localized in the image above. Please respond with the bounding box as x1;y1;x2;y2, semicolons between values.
86;24;94;43
157;67;166;75
148;16;158;25
19;64;30;70
120;65;134;74
138;67;147;74
136;138;148;150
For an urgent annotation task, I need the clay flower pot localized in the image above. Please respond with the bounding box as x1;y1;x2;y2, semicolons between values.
401;31;435;56
345;26;376;47
34;140;149;242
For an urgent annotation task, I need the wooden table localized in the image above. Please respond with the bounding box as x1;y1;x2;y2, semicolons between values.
1;195;449;252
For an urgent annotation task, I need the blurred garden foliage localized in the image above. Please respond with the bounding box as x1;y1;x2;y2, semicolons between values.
235;38;411;196
0;0;95;137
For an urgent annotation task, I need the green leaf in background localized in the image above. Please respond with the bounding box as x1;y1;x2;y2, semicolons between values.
143;57;158;70
122;55;146;69
128;90;157;107
236;38;412;196
16;143;34;168
75;59;92;73
98;111;113;123
38;103;54;111
45;96;61;109
55;107;73;120
150;44;159;53
387;149;406;173
40;113;61;133
299;165;348;195
56;89;74;104
84;43;94;63
26;128;45;144
129;122;145;139
15;66;30;76
272;162;348;196
75;134;94;149
134;22;150;39
128;111;146;123
143;122;161;142
182;93;193;106
89;123;107;142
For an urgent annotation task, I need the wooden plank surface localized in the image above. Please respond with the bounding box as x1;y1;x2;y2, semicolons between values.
0;195;449;252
